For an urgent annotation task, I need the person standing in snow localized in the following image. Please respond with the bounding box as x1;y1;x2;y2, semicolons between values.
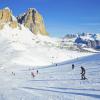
37;70;39;74
80;66;87;80
31;72;35;78
72;64;75;70
12;72;15;76
56;64;58;66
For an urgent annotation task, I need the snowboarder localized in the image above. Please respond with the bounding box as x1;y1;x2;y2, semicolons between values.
80;66;87;80
72;64;75;70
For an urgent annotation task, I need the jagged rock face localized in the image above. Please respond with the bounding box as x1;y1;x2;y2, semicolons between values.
0;9;12;23
17;8;48;35
75;37;100;49
0;8;18;29
9;21;18;28
87;40;100;49
0;7;48;36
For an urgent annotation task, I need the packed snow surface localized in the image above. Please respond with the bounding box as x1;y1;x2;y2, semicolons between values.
0;24;93;67
0;25;99;100
0;53;100;100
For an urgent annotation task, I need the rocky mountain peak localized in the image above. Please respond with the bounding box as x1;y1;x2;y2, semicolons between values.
0;7;12;23
4;7;11;11
0;7;48;36
17;8;48;35
0;7;18;29
28;8;37;12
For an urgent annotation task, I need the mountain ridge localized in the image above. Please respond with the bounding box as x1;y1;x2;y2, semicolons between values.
63;33;100;50
0;7;48;35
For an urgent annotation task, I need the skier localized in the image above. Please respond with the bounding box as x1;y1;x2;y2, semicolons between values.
72;64;75;70
37;70;39;74
31;72;35;78
80;66;87;80
12;72;15;76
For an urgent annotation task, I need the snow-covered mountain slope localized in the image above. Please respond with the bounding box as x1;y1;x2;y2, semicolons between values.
0;53;100;100
0;7;100;100
0;22;99;100
62;33;100;50
0;24;93;68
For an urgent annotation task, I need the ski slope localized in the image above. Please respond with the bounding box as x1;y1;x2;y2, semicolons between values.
0;53;100;100
0;24;99;100
0;24;93;67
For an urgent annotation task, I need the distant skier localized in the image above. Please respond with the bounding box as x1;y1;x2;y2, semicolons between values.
72;64;75;70
56;64;58;66
12;72;15;76
31;72;35;78
37;70;39;74
80;66;87;80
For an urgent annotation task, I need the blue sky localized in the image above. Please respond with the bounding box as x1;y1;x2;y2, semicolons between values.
0;0;100;37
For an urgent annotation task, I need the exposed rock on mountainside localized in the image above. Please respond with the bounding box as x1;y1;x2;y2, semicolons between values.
74;34;100;49
0;7;18;29
62;33;100;50
9;21;18;28
0;8;12;22
0;7;48;36
17;8;48;35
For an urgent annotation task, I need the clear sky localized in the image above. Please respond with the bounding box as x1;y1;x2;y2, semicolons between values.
0;0;100;37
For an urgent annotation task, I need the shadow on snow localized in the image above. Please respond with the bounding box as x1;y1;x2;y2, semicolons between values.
22;87;100;99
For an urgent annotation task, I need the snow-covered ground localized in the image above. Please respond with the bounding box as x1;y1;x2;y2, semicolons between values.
0;24;100;100
82;48;100;53
0;53;100;100
0;24;93;67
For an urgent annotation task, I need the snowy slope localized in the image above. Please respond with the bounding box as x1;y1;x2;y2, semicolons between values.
0;24;93;67
0;24;99;100
0;53;100;100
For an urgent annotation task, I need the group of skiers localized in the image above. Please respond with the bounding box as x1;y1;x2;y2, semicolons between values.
11;69;38;78
31;64;87;80
72;64;87;80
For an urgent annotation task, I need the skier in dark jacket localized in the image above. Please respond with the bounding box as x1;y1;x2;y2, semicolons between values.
80;66;87;80
72;64;75;70
37;70;39;74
